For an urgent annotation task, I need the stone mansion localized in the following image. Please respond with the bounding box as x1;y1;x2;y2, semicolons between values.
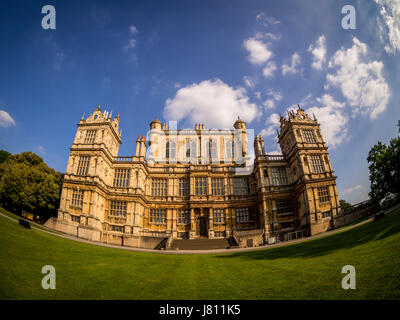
45;105;341;249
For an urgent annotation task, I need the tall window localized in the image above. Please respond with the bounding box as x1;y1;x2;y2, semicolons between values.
185;141;191;158
213;209;225;224
209;139;217;159
271;167;288;186
111;225;124;232
150;209;167;224
212;178;224;195
179;178;190;196
236;208;252;223
233;177;249;195
151;178;168;196
84;130;97;144
71;190;84;208
110;201;127;217
76;156;90;176
178;209;190;225
225;139;232;160
310;155;324;173
276;199;292;214
302;130;317;143
165;141;170;159
195;177;208;195
113;169;130;187
318;186;330;203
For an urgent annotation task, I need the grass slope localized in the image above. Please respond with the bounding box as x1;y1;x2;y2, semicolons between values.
0;209;399;300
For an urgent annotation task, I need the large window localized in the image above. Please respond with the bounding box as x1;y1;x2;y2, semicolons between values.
276;199;292;214
71;190;84;208
179;178;190;196
225;139;233;160
302;130;317;143
178;209;190;225
212;178;224;195
111;225;124;232
84;130;97;144
209;139;217;159
150;209;167;224
166;140;176;160
213;209;225;224
110;201;127;217
271;167;288;186
236;208;252;223
113;169;130;187
195;177;208;195
151;178;168;196
310;155;324;173
318;186;330;203
76;156;90;176
233;177;250;195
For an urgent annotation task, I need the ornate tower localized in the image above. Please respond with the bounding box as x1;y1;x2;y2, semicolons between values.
277;106;340;236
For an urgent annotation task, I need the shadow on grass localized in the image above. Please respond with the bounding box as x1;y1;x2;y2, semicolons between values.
217;210;400;261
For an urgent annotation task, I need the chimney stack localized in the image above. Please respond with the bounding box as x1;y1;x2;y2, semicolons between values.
135;134;141;157
140;134;147;158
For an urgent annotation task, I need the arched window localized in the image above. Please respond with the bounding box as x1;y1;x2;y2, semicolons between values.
186;141;191;158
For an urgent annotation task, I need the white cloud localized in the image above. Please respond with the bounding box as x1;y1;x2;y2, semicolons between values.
263;99;275;110
326;37;391;119
343;185;362;194
375;0;400;54
307;35;327;70
243;38;273;65
254;91;261;99
174;82;182;89
262;61;277;78
163;78;260;128
0;110;16;128
256;13;280;26
243;76;257;88
266;89;282;101
282;52;301;75
124;39;136;51
129;25;139;35
262;113;280;137
305;94;349;148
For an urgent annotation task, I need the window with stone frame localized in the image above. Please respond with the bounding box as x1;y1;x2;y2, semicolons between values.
71;189;84;208
150;208;167;224
236;207;252;223
76;156;90;176
270;167;288;186
310;155;324;173
151;178;168;196
302;129;317;143
84;130;97;144
113;168;130;187
110;201;127;217
195;177;208;195
178;178;190;196
111;225;124;232
177;209;190;225
318;186;330;203
212;178;224;195
233;177;250;195
213;209;225;224
276;199;292;214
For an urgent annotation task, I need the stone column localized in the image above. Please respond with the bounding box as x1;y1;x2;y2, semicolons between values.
208;207;214;238
190;208;196;238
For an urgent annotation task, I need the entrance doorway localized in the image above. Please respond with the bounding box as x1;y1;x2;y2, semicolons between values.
197;217;207;237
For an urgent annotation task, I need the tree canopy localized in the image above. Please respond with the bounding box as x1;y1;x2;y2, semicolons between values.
367;136;400;202
0;151;63;219
339;199;353;212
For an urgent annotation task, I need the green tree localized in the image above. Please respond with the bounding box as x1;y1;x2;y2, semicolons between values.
0;150;10;164
0;152;63;219
367;137;400;201
340;200;353;212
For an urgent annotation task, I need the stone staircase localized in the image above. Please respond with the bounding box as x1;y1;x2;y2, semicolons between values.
169;237;236;250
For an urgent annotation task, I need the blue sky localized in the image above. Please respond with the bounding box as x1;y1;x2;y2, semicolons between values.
0;0;399;204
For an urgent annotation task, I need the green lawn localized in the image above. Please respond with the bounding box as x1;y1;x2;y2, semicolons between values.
0;208;399;300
